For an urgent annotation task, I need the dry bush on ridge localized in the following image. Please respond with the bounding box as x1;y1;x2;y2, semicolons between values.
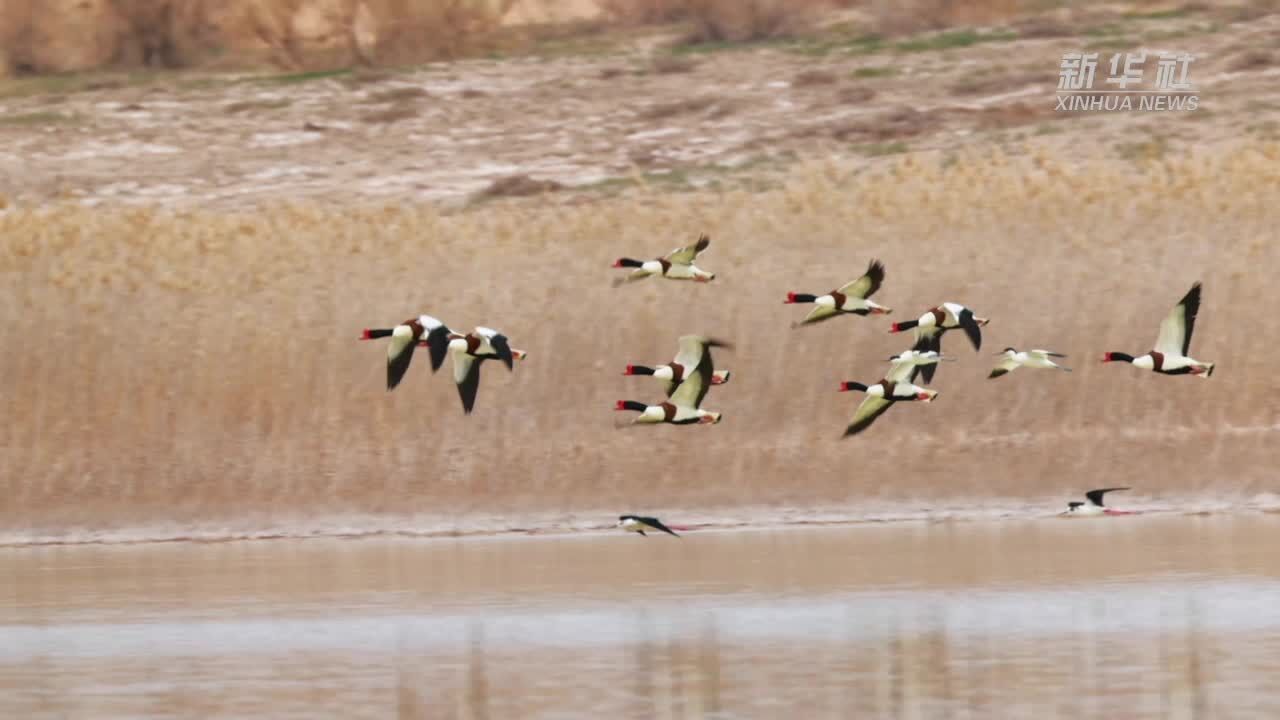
477;174;564;197
681;0;827;43
600;0;827;43
2;143;1279;536
861;0;1021;36
596;0;691;25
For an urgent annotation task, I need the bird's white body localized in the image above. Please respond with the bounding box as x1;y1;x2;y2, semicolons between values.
619;517;647;534
1131;353;1211;375
917;302;966;329
632;405;721;424
890;350;950;367
990;348;1071;378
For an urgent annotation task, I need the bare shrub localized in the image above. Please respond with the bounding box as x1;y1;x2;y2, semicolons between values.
477;174;563;197
973;101;1054;130
837;85;876;104
597;0;691;25
1227;49;1276;73
639;95;718;120
1010;14;1072;39
681;0;826;43
649;54;697;74
792;68;838;87
866;0;1021;36
365;85;431;103
366;0;517;66
949;71;1048;96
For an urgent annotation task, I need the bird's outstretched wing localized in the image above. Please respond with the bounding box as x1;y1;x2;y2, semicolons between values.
988;355;1021;379
424;324;452;372
911;330;941;384
1029;349;1067;359
1154;282;1201;356
488;333;515;371
386;333;417;391
639;516;681;537
958;310;983;351
885;357;922;384
1085;487;1130;507
794;304;840;327
451;352;482;414
844;395;892;437
670;336;727;410
836;259;886;299
663;234;710;265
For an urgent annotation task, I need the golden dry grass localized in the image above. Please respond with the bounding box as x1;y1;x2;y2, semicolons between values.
2;142;1279;534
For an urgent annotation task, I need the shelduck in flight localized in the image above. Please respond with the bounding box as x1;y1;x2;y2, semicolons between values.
888;302;990;383
989;348;1072;379
612;233;716;285
785;259;892;327
839;352;942;437
615;335;726;425
359;314;450;391
623;335;731;395
1061;487;1134;516
617;515;683;537
407;320;528;414
1102;282;1214;377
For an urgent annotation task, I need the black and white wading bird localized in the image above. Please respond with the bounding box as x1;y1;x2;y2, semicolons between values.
885;349;954;383
422;323;528;414
839;353;942;437
1060;487;1134;517
617;515;683;537
1101;282;1214;377
988;348;1072;379
359;314;450;391
615;335;726;425
784;259;891;327
623;336;731;394
611;233;716;285
888;302;991;383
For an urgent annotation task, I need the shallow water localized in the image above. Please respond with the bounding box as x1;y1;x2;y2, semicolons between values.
3;514;1280;718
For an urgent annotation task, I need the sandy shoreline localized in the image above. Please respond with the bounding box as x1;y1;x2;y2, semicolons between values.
3;495;1279;549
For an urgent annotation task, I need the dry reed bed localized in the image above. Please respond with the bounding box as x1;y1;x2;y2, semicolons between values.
2;142;1278;534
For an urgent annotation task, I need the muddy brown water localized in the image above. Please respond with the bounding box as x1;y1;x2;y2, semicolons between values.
3;513;1280;718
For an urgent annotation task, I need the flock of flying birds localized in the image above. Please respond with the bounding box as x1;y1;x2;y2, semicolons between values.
360;234;1216;536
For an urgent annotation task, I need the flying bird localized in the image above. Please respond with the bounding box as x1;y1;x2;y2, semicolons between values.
785;259;891;327
1060;487;1134;516
623;336;732;395
359;314;450;391
617;515;682;537
839;353;941;438
888;302;991;383
885;349;955;384
436;324;528;414
615;335;726;425
1101;282;1214;377
612;233;716;285
989;348;1072;379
